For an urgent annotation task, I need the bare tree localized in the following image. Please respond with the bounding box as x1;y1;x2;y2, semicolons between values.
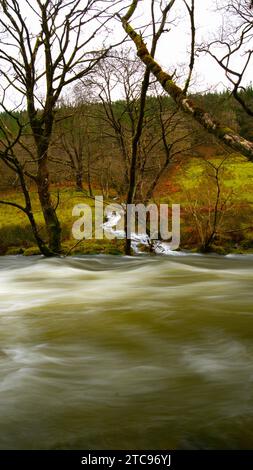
89;46;193;254
0;0;122;255
52;101;96;195
123;0;179;255
89;49;147;197
0;114;52;255
200;0;253;117
118;0;253;161
184;154;235;251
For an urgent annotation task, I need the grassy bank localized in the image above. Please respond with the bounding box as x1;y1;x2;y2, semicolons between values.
154;153;253;254
0;188;125;256
1;154;253;256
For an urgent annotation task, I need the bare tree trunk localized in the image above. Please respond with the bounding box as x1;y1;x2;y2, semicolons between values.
0;155;52;257
37;158;61;254
18;166;51;256
0;0;119;256
201;167;221;251
76;168;84;192
87;148;93;197
123;1;176;255
87;168;93;197
120;2;253;161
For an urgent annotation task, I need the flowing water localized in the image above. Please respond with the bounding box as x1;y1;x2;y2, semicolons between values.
0;253;253;450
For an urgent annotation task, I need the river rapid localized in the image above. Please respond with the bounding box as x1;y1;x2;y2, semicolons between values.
0;253;253;449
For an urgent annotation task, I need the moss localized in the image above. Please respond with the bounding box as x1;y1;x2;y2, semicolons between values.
157;71;170;86
149;60;161;74
164;80;183;101
124;23;140;45
137;44;149;59
190;245;228;255
122;0;138;22
210;245;228;255
217;126;234;137
230;247;253;254
23;247;41;256
6;247;24;256
1;165;253;257
103;246;124;255
240;239;253;249
190;247;200;254
61;239;125;256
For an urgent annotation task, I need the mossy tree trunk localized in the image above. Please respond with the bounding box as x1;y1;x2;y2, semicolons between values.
0;0;115;256
123;0;177;255
120;0;253;161
37;157;61;254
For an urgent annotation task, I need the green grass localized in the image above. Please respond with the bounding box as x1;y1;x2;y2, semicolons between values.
157;154;253;253
0;188;125;256
1;153;253;256
158;154;253;203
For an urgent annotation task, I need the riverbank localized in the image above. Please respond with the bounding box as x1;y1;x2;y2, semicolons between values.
1;158;253;257
2;239;253;257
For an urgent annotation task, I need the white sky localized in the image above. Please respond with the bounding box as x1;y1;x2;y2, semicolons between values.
126;0;251;94
0;0;251;109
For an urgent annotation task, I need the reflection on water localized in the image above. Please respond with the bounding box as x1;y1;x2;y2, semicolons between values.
0;254;253;449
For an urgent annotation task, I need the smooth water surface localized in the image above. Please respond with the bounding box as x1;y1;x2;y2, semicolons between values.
0;254;253;449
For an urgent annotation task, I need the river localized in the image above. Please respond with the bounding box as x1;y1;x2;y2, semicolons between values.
0;253;253;449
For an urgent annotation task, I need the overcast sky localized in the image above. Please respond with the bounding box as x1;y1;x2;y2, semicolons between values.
128;0;251;94
0;0;251;109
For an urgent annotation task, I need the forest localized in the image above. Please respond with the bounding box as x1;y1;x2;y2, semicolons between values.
1;0;253;455
0;0;253;256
